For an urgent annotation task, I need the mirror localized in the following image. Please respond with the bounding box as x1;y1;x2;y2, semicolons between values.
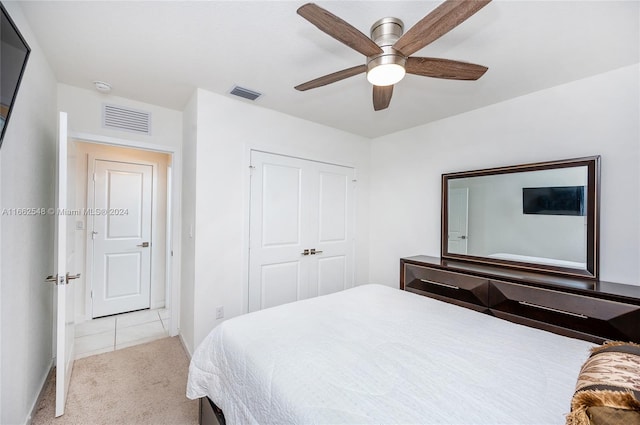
442;156;600;280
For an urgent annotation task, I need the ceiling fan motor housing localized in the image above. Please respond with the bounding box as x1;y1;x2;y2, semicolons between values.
367;17;406;75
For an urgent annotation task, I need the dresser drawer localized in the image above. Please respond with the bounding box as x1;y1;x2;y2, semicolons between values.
490;280;640;343
403;264;489;310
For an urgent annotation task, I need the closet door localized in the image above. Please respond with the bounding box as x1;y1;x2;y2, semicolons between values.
248;151;355;312
308;161;355;298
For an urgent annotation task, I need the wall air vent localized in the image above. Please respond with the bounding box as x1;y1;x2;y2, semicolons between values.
102;104;151;135
229;85;262;101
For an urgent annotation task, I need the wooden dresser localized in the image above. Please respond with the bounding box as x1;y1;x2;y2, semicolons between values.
401;255;640;344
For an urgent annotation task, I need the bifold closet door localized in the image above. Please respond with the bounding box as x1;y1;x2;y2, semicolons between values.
248;151;355;312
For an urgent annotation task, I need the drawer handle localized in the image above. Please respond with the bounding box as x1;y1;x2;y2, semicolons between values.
419;279;459;290
518;301;588;319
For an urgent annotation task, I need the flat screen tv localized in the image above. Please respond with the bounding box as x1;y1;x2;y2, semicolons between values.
0;2;30;148
522;186;585;216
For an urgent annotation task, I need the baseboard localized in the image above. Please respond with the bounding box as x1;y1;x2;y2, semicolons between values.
178;333;192;359
25;360;54;425
151;300;166;310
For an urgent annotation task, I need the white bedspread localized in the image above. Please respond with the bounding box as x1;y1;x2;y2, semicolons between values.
187;284;593;424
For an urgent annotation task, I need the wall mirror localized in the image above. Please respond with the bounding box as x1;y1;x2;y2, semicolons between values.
441;156;600;280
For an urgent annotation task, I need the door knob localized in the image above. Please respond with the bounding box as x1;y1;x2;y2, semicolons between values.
137;242;150;248
310;248;323;255
45;274;62;284
301;249;310;256
66;272;81;282
45;275;65;285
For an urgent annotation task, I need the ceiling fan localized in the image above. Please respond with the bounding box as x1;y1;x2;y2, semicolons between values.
294;0;492;111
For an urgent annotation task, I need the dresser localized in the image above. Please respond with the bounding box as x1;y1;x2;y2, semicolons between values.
401;255;640;344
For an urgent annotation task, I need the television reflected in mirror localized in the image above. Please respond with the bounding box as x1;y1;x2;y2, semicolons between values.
441;156;600;280
0;2;31;148
522;186;585;216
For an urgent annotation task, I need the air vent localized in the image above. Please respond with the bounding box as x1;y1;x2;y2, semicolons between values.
103;104;151;135
229;86;262;101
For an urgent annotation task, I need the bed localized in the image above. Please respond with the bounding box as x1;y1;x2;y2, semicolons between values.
186;284;594;424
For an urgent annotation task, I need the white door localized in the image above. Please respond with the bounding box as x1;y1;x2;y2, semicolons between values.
448;187;469;254
50;112;79;417
90;160;153;317
308;162;355;298
248;151;355;312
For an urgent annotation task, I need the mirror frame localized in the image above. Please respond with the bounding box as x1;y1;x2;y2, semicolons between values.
441;156;600;280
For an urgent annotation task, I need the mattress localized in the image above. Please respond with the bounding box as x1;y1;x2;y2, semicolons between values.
187;284;594;424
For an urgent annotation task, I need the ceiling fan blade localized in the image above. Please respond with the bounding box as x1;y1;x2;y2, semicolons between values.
394;0;492;57
297;3;383;57
373;85;394;111
406;57;488;80
295;65;366;91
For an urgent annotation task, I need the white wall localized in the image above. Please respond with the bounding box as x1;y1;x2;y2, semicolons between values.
179;92;197;353
369;64;640;287
0;3;58;424
57;84;182;151
180;89;371;352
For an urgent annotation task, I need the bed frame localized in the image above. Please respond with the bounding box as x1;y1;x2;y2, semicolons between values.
199;397;225;425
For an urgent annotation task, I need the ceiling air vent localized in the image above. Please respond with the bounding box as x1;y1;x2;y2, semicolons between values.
229;85;262;101
103;104;151;135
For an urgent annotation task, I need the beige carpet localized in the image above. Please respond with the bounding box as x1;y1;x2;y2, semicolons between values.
32;337;199;425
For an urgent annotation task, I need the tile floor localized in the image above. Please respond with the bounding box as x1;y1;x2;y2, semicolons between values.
74;308;170;359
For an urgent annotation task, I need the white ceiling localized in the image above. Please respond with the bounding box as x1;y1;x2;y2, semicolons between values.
17;0;640;138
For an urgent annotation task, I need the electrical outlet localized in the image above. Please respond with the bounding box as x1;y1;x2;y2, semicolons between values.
215;306;224;320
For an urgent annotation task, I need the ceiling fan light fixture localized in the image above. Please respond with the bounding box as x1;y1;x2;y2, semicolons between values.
367;17;406;86
367;62;405;86
366;49;406;86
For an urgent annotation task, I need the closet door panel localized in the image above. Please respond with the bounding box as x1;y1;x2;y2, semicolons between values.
249;151;355;312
